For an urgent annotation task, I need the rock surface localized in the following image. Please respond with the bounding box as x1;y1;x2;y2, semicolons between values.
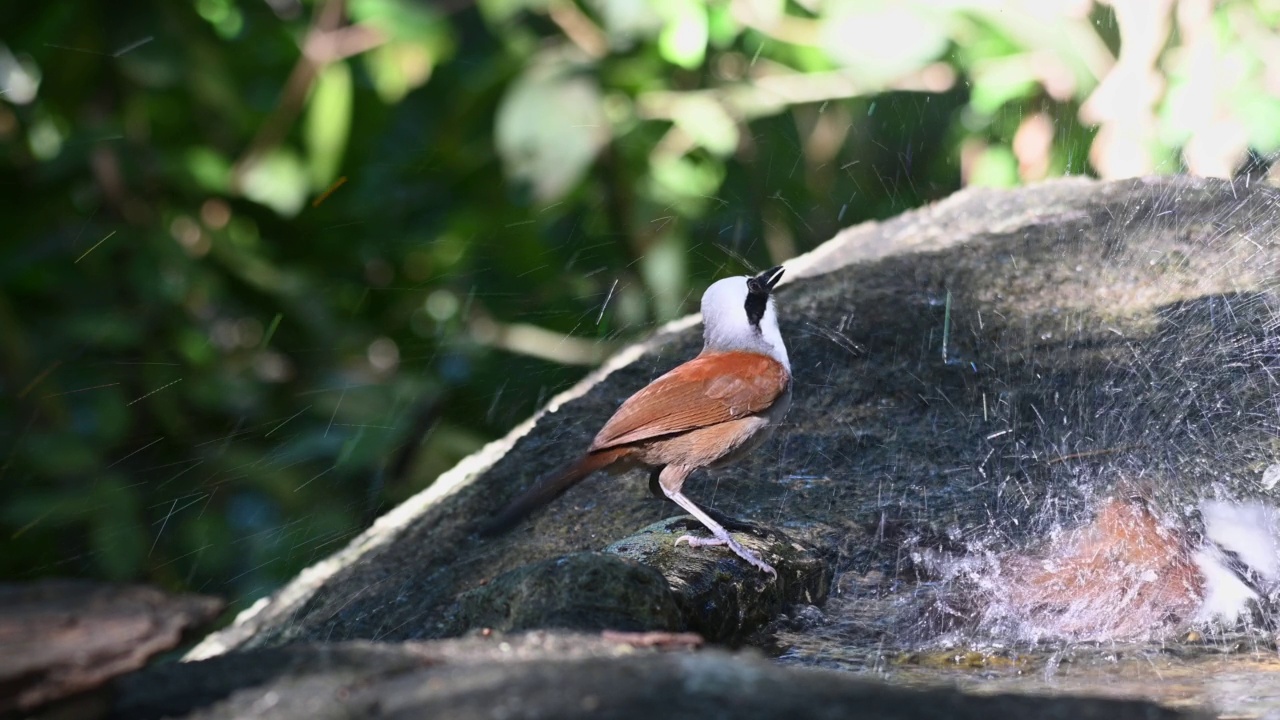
193;176;1280;660
112;631;1207;720
159;176;1280;717
454;518;829;642
455;552;684;635
606;517;830;640
0;580;223;715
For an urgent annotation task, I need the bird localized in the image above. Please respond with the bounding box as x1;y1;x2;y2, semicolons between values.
479;265;792;576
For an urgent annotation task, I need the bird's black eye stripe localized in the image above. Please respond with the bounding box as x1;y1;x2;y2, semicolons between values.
744;288;767;327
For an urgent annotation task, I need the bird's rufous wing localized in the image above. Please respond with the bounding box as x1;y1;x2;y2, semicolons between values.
590;351;788;450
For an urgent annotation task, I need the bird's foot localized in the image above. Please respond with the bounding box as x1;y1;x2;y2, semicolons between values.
675;533;777;578
674;534;727;548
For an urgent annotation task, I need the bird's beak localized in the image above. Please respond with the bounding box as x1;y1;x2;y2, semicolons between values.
753;266;785;293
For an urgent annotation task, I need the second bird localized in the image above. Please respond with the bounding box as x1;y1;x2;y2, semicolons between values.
480;265;792;576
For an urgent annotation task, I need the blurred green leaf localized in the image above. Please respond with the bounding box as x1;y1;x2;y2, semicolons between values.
671;95;738;156
196;0;245;38
185;147;232;193
495;54;610;202
968;145;1018;187
590;0;664;46
350;0;443;40
240;148;309;216
648;153;724;205
706;3;741;48
657;0;709;69
364;42;435;104
821;1;948;85
305;61;353;188
969;58;1038;118
350;0;453;103
1238;90;1280;153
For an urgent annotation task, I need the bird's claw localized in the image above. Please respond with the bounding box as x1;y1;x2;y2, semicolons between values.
675;533;777;578
675;533;726;548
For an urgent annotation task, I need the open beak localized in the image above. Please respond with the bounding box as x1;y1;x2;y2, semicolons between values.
753;266;785;293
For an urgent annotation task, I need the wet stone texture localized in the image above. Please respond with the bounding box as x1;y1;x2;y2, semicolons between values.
166;176;1280;717
109;632;1208;720
454;552;683;635
606;518;831;641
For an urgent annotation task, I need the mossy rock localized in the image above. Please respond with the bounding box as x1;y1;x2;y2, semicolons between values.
606;516;831;641
456;552;682;634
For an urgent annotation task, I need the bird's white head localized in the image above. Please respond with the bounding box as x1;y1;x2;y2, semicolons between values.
700;265;790;371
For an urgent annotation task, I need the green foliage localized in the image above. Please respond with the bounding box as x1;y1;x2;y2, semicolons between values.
2;0;1277;612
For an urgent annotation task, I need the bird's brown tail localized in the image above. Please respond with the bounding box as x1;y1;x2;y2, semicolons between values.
476;447;628;537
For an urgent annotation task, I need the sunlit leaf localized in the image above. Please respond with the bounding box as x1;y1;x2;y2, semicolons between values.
706;2;741;48
196;0;244;38
350;0;443;39
28;111;63;160
240;148;310;217
968;145;1018;187
969;58;1038;118
305;61;352;188
647;153;724;206
365;42;436;104
962;3;1108;98
1237;90;1280;153
495;53;610;203
657;0;709;70
671;95;738;156
0;45;41;104
589;0;664;46
821;1;948;85
350;0;453;102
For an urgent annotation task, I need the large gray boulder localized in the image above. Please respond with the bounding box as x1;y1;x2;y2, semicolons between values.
167;176;1280;717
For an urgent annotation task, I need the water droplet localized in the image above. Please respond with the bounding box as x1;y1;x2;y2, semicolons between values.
1262;463;1280;490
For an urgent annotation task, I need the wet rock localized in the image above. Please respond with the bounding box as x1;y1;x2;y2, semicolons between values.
182;176;1280;713
455;552;682;634
452;518;830;643
0;579;223;716
606;517;831;641
113;632;1205;720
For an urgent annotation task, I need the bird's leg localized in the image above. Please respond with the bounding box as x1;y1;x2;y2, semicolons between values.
647;466;770;537
657;465;776;577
